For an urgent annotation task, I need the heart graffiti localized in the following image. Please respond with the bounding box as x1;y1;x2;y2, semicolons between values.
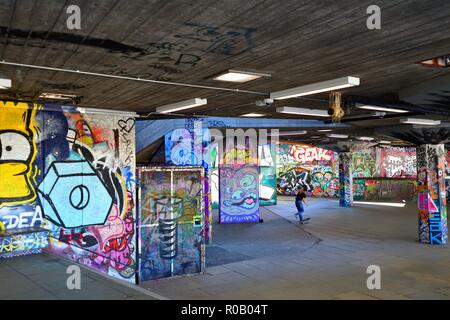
118;118;135;133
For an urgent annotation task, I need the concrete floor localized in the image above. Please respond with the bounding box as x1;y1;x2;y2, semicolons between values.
0;253;156;300
143;197;450;300
1;197;449;299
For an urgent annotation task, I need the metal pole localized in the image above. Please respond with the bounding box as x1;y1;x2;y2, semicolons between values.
0;60;268;96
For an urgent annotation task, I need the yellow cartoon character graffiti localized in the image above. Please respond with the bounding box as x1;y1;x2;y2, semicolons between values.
0;101;39;206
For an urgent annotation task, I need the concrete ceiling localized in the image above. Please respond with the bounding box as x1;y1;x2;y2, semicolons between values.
1;0;450;136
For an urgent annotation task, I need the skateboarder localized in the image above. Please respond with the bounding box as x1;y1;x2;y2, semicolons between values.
295;187;310;224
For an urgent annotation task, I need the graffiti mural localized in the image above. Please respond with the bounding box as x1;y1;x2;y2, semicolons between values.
0;230;49;258
211;168;219;209
416;145;448;245
259;167;277;205
310;166;339;197
276;143;427;203
38;160;114;228
339;152;353;207
352;149;377;178
353;179;417;201
377;146;416;178
138;167;205;281
277;165;312;195
278;144;334;164
259;144;277;205
165;128;213;243
289;146;333;164
0;206;44;230
0;101;137;283
353;179;366;200
219;165;260;223
0;101;39;206
277;144;339;198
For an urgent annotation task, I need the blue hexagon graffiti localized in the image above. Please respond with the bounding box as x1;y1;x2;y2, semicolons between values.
37;160;113;228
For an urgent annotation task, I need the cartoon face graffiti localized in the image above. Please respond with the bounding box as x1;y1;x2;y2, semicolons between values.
0;102;38;205
220;165;259;214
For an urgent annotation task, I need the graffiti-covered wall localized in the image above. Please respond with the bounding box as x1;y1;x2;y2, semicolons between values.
339;152;353;207
352;146;417;201
417;145;448;244
164;128;213;242
352;149;377;178
377;146;416;178
0;101;137;282
353;146;417;178
353;179;417;201
219;164;260;223
277;144;339;197
259;143;277;206
277;143;419;202
138;167;205;281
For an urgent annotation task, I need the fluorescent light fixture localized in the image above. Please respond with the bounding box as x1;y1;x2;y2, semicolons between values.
354;201;406;208
400;118;441;126
77;107;138;117
332;200;406;207
270;76;360;100
317;129;332;132
0;78;11;89
379;140;391;144
240;113;266;117
276;106;329;117
39;92;78;100
358;136;375;141
327;134;348;139
156;98;207;114
278;130;307;136
212;70;270;83
356;103;408;113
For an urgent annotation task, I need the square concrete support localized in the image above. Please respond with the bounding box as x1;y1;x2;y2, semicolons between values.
417;144;448;244
339;152;353;207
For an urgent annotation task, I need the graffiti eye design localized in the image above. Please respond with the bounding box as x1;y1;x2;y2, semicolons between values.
240;174;256;189
0;132;32;161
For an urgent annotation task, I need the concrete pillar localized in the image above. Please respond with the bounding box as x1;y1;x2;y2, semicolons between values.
338;152;353;207
417;144;448;244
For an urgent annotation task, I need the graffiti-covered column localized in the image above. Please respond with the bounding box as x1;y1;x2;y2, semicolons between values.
417;144;448;245
338;152;353;207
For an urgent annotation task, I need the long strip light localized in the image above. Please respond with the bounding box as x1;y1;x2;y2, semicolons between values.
39;92;78;100
240;113;266;117
156;98;207;114
353;201;406;208
356;103;408;113
332;200;406;207
0;78;11;89
276;106;329;117
358;136;375;141
400;118;441;125
270;76;360;100
277;130;308;136
327;134;348;139
77;107;138;117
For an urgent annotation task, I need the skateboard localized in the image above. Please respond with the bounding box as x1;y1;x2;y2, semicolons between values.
299;217;311;224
